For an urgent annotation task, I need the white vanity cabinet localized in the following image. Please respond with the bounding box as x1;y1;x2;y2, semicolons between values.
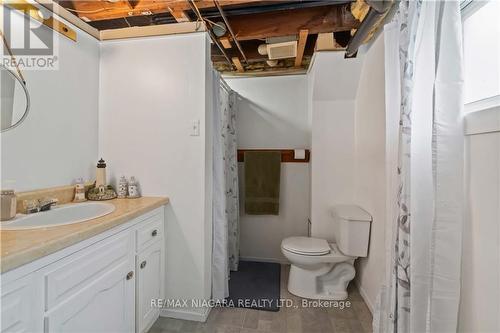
43;232;136;333
136;241;163;333
135;215;164;333
0;207;165;333
0;273;44;332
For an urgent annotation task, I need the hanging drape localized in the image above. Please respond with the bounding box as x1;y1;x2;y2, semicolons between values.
212;71;240;301
374;1;464;332
221;84;240;272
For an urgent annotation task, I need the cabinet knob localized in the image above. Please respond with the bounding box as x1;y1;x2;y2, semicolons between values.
152;229;158;237
140;260;147;269
126;271;134;280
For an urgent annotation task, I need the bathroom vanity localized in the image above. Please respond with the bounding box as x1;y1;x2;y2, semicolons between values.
0;197;168;333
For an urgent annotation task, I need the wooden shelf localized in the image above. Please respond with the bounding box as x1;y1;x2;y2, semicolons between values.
237;149;310;163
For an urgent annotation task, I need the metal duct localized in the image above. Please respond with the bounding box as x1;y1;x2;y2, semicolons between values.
345;0;393;58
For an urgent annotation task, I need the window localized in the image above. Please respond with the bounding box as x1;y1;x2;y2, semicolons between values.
462;0;500;107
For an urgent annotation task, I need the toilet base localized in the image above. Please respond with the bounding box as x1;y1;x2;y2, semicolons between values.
287;261;356;300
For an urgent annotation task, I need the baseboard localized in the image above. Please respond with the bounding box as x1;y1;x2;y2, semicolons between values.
354;279;375;314
239;256;289;265
160;306;211;323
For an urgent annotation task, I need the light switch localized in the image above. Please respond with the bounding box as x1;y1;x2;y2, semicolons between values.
190;119;200;136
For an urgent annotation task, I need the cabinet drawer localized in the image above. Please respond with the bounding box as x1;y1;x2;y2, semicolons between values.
44;231;134;310
136;214;163;251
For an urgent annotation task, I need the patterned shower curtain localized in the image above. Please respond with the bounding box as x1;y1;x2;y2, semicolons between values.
212;71;240;301
221;88;240;272
375;1;464;332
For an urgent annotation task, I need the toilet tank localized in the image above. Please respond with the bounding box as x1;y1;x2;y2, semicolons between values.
331;205;372;257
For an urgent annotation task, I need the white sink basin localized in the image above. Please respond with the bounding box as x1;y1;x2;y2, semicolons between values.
0;202;115;230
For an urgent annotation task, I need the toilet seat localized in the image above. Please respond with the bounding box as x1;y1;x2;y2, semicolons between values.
281;237;330;256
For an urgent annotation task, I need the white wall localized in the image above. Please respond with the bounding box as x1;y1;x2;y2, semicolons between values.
459;107;500;332
308;39;387;312
353;34;386;312
1;8;99;191
310;100;356;241
98;32;213;321
309;52;364;241
226;76;310;263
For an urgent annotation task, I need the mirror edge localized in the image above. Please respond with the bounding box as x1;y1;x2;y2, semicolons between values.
1;64;30;133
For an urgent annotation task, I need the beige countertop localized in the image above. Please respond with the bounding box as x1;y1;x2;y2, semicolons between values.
0;197;169;273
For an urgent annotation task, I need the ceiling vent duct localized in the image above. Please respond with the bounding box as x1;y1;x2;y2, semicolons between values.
212;22;227;37
266;41;298;60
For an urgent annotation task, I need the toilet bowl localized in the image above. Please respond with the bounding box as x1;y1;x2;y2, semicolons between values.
281;237;356;300
281;205;372;300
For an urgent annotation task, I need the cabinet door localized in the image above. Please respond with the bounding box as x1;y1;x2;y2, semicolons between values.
44;232;133;311
45;248;135;333
1;273;43;333
136;241;163;333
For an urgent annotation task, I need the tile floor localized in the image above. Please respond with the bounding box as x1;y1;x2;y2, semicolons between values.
148;265;373;333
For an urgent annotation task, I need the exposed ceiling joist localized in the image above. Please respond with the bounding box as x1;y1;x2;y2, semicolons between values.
220;37;232;49
199;1;351;20
44;0;387;76
214;0;248;64
295;29;308;67
223;67;307;77
226;4;360;41
35;0;100;39
316;32;338;51
168;7;190;23
232;57;245;72
100;21;204;40
55;0;262;22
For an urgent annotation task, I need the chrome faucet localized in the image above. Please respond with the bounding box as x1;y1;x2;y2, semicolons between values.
23;198;58;214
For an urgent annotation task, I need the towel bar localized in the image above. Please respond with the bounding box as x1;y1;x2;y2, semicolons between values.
237;149;310;163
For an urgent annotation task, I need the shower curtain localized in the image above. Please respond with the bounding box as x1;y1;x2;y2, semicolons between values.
212;71;240;301
374;1;464;332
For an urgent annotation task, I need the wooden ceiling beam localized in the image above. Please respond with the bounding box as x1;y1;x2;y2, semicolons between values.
227;5;360;41
232;57;245;72
295;29;308;67
220;37;232;49
100;21;204;40
57;0;262;22
168;7;190;23
35;0;100;39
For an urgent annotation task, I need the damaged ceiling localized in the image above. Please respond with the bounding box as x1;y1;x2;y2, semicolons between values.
55;0;387;76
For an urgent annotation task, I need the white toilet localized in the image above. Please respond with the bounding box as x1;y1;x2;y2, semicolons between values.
281;205;372;300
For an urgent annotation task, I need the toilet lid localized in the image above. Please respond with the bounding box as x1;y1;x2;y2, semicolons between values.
282;237;330;255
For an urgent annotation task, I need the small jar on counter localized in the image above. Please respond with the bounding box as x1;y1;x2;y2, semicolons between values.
1;189;17;221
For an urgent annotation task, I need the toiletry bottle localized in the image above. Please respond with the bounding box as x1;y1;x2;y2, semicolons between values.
128;176;140;198
118;176;128;199
1;189;17;221
73;178;87;202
